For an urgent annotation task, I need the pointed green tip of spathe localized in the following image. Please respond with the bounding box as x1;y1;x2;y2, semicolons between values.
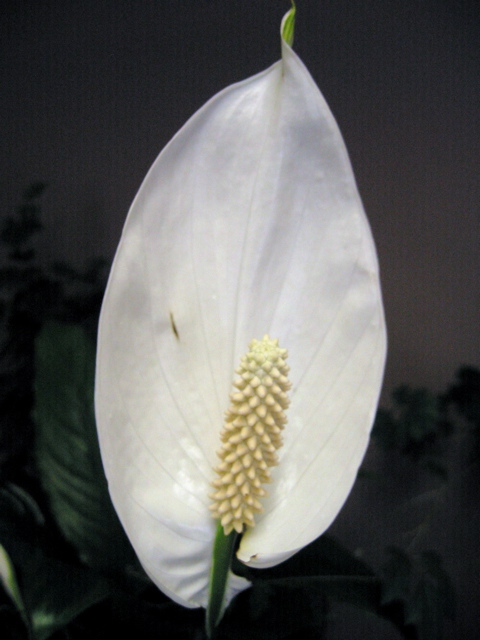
281;2;296;47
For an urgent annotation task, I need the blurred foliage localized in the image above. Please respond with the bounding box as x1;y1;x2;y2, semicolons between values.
0;186;473;639
381;548;455;640
0;184;107;484
443;366;480;462
372;367;480;480
372;385;453;479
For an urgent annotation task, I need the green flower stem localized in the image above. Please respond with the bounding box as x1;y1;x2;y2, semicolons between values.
206;524;238;638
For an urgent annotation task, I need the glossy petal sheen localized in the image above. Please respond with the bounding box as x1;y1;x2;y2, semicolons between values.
95;37;386;609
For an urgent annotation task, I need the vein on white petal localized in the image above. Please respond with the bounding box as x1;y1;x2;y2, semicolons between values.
303;311;381;457
284;330;385;548
244;432;366;564
261;307;381;522
288;323;382;514
138;206;215;479
231;63;283;371
289;260;359;401
278;194;366;403
295;252;383;433
126;451;207;520
265;216;305;336
280;248;366;449
126;490;211;542
301;282;377;429
230;58;311;346
190;157;223;424
123;496;212;606
249;147;316;340
239;329;384;566
253;278;385;532
120;489;248;609
102;319;213;513
291;202;377;391
270;184;323;336
111;340;212;491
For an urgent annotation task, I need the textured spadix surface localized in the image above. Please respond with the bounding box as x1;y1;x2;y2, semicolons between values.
209;335;291;535
95;29;386;609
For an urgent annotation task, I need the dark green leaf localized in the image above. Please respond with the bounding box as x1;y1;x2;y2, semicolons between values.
0;483;111;640
18;545;110;640
34;321;137;574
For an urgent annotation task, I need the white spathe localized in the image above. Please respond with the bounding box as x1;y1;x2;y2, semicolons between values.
95;24;387;610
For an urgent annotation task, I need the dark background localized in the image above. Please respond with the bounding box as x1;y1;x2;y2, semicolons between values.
1;1;479;638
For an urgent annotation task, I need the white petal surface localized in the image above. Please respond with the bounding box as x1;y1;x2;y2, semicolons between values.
95;33;386;607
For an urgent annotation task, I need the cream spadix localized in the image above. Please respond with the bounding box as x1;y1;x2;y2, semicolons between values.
209;335;291;535
95;10;386;612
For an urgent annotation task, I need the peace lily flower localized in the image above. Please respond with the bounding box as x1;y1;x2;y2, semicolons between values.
95;3;386;625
